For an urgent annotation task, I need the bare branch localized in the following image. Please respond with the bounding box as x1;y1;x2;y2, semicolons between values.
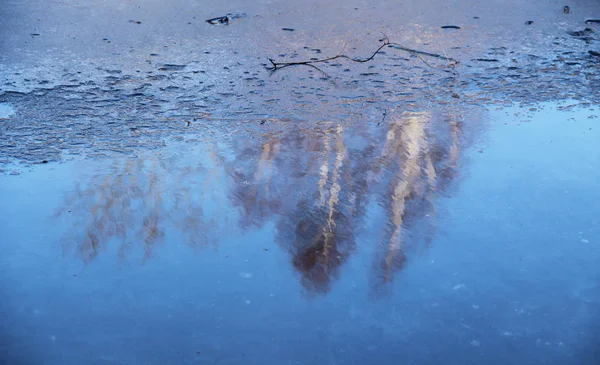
266;36;456;73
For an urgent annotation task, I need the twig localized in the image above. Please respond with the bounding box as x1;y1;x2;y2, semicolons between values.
268;41;390;70
378;109;387;126
297;63;330;78
460;323;475;331
416;54;440;71
267;34;456;72
387;43;454;61
302;63;338;86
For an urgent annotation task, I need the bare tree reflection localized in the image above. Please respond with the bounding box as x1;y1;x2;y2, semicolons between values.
369;113;462;292
56;144;226;263
57;110;466;293
228;112;464;294
273;125;356;293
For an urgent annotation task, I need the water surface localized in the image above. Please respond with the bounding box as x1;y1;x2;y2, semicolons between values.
1;102;598;364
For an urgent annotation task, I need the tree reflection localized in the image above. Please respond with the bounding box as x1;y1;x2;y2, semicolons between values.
276;125;355;293
228;112;463;293
57;110;465;293
370;113;461;291
55;144;226;263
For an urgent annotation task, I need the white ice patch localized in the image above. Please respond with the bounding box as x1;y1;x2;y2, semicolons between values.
0;103;16;119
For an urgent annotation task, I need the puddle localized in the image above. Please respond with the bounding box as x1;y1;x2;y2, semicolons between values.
0;102;598;364
1;0;599;363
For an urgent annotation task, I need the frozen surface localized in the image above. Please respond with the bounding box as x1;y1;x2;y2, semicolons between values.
1;103;599;364
1;0;600;364
1;0;599;164
0;103;15;119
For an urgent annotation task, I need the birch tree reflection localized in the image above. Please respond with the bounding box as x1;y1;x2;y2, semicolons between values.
229;111;463;293
370;113;461;291
57;110;465;293
56;144;228;263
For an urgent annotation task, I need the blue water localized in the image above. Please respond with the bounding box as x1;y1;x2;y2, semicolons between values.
1;103;599;364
